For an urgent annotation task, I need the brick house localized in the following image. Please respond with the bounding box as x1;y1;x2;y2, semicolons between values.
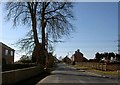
0;42;15;64
62;56;71;64
71;49;88;62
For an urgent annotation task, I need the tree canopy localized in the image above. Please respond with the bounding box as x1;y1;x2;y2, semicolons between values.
5;2;74;66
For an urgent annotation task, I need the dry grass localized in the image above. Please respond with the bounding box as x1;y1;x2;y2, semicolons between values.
92;70;120;76
71;64;120;76
71;65;91;70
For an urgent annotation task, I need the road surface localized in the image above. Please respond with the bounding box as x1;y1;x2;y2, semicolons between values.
37;63;119;85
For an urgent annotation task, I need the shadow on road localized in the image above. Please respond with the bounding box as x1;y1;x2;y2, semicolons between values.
13;72;50;85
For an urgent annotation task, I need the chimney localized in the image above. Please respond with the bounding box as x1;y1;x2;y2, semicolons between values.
77;49;80;52
75;51;77;54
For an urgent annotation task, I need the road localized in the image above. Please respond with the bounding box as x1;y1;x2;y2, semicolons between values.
37;63;119;85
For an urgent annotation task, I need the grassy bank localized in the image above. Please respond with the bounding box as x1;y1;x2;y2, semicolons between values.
71;65;119;76
92;70;120;76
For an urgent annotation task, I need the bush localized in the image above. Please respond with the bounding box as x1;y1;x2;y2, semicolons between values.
2;64;37;72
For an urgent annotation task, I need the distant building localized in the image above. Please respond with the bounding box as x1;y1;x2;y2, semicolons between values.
0;42;15;64
62;56;71;64
71;49;88;62
54;56;59;63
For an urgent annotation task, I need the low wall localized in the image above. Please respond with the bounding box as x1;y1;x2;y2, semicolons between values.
2;66;43;85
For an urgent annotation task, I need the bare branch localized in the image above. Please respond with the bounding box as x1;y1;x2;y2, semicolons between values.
45;2;66;15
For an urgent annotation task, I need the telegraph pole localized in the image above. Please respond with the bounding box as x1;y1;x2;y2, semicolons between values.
117;27;120;84
118;0;120;51
118;40;120;54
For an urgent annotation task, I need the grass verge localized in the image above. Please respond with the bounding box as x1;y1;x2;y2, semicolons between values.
71;65;120;76
92;70;120;76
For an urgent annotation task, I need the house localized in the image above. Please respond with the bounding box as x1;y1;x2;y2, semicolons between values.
0;42;15;64
62;56;71;64
54;56;59;63
71;49;88;62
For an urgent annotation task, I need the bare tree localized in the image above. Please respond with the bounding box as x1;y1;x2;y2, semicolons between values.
5;2;43;64
38;2;74;66
5;2;74;66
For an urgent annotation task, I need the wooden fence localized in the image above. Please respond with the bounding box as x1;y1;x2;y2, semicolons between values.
76;62;120;71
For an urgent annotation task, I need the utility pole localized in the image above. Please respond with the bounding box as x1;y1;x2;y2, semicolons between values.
118;40;120;54
118;1;120;56
118;2;120;85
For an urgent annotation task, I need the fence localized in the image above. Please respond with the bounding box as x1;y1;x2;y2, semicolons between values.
2;66;43;85
76;62;120;71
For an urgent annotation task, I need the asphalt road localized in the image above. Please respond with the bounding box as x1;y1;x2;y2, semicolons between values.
37;63;119;85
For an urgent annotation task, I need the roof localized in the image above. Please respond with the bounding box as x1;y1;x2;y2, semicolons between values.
63;56;71;60
0;42;15;51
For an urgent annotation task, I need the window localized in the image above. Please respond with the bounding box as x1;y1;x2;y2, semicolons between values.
11;51;13;56
5;50;8;55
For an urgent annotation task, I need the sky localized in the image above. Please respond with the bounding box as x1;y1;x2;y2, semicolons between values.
55;2;118;59
0;2;118;61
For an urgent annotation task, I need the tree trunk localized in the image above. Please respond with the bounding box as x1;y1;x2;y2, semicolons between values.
32;43;42;64
31;13;41;64
41;2;46;66
32;13;39;45
28;3;42;65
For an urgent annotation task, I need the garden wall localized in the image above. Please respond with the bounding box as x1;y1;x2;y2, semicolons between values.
2;66;43;84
